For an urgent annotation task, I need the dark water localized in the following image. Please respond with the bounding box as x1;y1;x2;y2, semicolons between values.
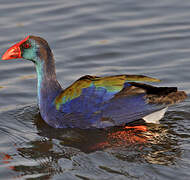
0;0;190;179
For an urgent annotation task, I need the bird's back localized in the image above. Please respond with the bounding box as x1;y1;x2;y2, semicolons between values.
50;75;187;128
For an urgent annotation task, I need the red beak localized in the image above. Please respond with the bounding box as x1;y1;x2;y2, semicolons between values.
2;36;29;60
2;44;22;60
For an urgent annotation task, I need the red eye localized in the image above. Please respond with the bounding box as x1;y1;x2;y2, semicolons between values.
24;43;30;48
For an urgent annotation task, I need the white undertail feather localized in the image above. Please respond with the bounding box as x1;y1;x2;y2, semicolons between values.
143;107;168;123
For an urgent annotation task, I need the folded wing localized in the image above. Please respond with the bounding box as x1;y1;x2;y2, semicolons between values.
53;75;186;128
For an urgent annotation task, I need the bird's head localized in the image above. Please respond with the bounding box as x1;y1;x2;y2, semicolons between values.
2;35;52;64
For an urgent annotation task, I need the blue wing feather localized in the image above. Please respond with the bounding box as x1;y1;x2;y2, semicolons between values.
49;75;167;128
56;84;164;128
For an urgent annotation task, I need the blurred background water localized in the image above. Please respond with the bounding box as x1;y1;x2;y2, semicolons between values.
0;0;190;179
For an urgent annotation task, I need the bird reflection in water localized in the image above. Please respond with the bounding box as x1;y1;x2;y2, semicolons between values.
0;114;181;179
0;153;15;170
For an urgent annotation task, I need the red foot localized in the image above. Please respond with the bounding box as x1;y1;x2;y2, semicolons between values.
124;125;148;132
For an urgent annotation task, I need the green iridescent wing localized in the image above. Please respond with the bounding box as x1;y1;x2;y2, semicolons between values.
54;74;160;110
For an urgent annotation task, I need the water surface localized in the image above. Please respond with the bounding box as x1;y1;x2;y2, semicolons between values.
0;0;190;179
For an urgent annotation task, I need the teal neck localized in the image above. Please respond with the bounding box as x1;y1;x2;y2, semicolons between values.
34;56;62;108
35;59;44;105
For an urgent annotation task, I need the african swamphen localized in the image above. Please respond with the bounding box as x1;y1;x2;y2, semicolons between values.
1;36;187;128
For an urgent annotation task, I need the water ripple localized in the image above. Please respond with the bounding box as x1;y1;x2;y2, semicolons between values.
0;0;190;179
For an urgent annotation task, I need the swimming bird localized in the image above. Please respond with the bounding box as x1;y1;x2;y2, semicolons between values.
1;36;187;128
